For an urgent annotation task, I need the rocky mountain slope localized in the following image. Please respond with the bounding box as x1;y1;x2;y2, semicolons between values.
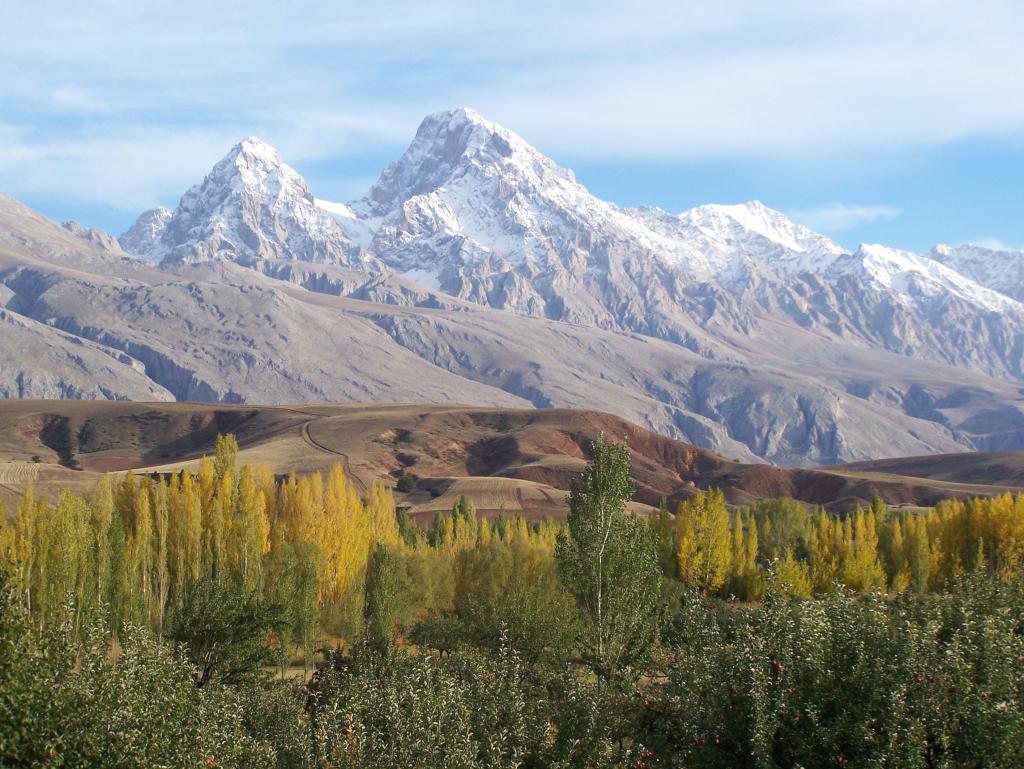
3;191;1023;466
0;308;172;401
328;109;1024;378
3;109;1024;467
928;243;1024;303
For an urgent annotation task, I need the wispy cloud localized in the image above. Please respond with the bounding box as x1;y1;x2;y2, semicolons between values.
788;203;901;232
1;0;1023;232
0;127;251;210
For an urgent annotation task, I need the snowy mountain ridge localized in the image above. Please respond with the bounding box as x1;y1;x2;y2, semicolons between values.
5;140;1024;466
929;243;1024;303
117;107;1024;379
833;243;1020;314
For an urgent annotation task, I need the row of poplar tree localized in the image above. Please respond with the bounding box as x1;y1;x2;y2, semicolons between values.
666;488;1024;600
3;433;1024;662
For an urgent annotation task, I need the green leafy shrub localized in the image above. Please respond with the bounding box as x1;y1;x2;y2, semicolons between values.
1;594;256;766
640;574;1024;768
308;645;547;769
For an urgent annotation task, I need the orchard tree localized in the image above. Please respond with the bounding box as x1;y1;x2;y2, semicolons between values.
167;578;283;688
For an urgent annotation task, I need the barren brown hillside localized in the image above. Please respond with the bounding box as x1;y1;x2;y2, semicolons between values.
1;400;1021;517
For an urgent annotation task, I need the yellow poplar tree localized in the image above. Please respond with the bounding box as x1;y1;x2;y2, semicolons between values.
130;478;154;625
88;477;114;612
323;463;370;605
809;509;839;594
182;471;204;592
903;514;931;593
12;484;39;611
151;478;170;634
771;549;813;598
233;465;270;592
728;511;761;600
840;508;886;592
165;472;185;608
365;482;401;548
0;499;11;565
675;489;732;595
477;515;493;548
887;518;910;593
206;471;233;581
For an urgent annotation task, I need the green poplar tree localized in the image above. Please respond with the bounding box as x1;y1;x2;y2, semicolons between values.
363;543;403;655
88;478;114;619
556;436;661;687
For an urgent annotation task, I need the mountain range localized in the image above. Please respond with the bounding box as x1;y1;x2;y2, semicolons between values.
2;107;1023;467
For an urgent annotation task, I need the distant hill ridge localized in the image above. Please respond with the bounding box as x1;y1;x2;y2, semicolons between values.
0;401;1021;516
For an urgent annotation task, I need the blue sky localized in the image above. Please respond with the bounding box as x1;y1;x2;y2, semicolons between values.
1;0;1021;253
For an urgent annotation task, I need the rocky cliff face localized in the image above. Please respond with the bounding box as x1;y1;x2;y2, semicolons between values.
117;207;172;259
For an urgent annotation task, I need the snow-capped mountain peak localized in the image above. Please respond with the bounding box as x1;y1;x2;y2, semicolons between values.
675;201;846;269
233;135;283;164
121;137;363;267
202;136;310;205
686;201;830;251
359;107;573;218
118;108;1024;382
215;136;308;198
117;206;172;259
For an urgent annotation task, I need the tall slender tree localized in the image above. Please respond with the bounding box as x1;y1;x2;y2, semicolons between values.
151;478;171;636
363;543;403;654
556;436;661;686
88;477;114;616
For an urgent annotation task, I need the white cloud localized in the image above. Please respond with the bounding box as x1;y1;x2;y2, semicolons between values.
419;1;1024;159
1;0;1023;217
0;127;245;211
788;203;901;232
49;86;106;112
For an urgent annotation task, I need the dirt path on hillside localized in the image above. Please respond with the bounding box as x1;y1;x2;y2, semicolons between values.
270;409;368;495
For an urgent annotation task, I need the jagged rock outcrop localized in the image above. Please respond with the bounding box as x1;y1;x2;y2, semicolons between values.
61;221;125;254
117;207;172;259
